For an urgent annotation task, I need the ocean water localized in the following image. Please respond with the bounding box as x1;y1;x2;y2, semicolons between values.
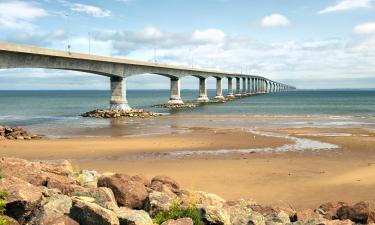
0;89;374;137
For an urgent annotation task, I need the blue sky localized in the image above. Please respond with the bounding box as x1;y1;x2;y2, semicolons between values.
0;0;375;90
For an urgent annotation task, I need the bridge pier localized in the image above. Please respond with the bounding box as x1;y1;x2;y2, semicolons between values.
242;77;247;95
247;78;251;95
197;77;209;102
167;77;184;105
235;77;242;97
215;77;225;100
251;78;256;94
226;77;235;99
110;77;131;111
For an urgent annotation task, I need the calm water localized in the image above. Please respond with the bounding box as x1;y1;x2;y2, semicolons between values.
0;90;374;137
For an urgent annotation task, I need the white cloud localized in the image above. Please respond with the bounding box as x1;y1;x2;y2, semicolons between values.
71;3;111;17
260;14;291;28
192;29;226;44
88;27;375;85
0;1;47;29
354;21;375;34
319;0;371;14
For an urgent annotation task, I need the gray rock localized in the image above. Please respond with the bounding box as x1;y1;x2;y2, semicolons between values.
265;211;290;225
189;191;230;225
29;194;72;225
78;170;99;188
115;207;153;225
71;187;119;211
70;199;119;225
144;191;174;216
227;199;265;225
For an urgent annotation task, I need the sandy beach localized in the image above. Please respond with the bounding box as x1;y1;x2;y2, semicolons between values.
1;116;375;209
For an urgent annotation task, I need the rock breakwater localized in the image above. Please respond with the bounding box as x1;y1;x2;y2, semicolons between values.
153;103;196;109
82;109;161;119
1;157;375;225
0;126;41;141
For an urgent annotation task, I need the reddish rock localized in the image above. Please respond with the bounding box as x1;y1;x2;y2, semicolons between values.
150;176;181;196
39;215;79;225
296;208;321;221
248;204;276;216
0;157;77;187
131;174;150;186
45;177;85;195
319;202;348;219
97;173;148;209
161;218;194;225
0;176;43;224
337;201;370;224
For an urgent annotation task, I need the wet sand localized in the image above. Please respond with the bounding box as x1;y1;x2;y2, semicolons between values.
1;122;375;209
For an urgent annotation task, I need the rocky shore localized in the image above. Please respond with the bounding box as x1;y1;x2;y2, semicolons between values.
0;126;41;141
1;157;375;225
153;104;196;109
81;109;161;119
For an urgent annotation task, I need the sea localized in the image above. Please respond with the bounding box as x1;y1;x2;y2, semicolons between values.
0;89;375;138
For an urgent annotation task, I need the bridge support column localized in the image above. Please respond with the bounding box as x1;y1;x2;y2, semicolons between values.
265;81;269;93
235;77;241;97
215;77;225;100
226;77;235;99
242;77;247;95
167;77;184;105
110;77;131;111
247;78;251;95
252;78;255;94
196;77;209;102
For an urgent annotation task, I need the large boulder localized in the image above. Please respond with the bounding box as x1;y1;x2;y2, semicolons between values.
226;199;265;225
115;207;153;225
318;202;349;220
144;191;174;216
0;157;75;185
0;157;81;195
161;218;194;225
97;173;148;209
69;199;119;225
0;176;43;224
336;201;370;224
29;193;72;225
150;176;181;196
71;187;119;211
131;175;150;187
188;191;230;225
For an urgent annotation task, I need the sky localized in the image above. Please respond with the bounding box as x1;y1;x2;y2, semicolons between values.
0;0;375;90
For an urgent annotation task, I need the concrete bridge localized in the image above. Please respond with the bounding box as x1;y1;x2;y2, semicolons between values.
0;41;296;111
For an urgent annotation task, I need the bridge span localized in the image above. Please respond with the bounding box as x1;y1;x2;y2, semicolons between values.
0;41;295;111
